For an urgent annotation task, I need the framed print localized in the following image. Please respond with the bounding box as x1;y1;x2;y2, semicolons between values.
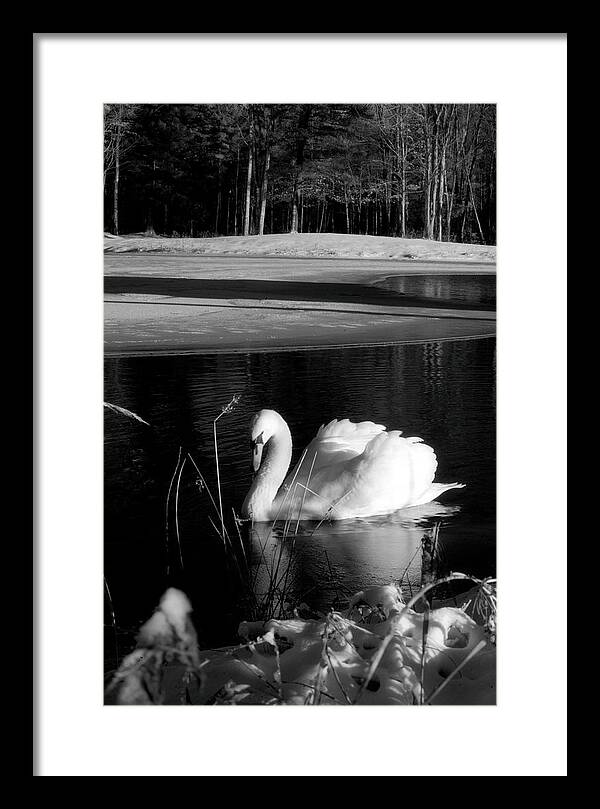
35;33;567;776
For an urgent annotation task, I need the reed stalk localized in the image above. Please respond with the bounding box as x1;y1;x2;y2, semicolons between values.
174;456;186;570
104;576;119;662
165;447;183;576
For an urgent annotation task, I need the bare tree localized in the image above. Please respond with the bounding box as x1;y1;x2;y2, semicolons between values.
290;105;312;233
104;104;137;235
243;106;254;236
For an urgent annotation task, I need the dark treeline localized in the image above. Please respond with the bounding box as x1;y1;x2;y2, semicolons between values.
104;103;496;244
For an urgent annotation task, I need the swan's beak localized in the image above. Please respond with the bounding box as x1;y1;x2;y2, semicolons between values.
252;434;264;474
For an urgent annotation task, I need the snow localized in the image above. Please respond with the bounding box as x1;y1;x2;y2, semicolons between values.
104;236;495;355
136;587;194;647
158;588;193;641
196;602;494;705
104;232;496;263
348;584;403;619
109;584;495;706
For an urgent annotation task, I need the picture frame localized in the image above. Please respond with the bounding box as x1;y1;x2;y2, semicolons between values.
34;32;567;777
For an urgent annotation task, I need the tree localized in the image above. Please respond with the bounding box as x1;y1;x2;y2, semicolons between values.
289;105;312;233
103;103;496;244
103;104;137;235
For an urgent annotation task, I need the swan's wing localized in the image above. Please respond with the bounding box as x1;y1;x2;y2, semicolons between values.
303;431;441;518
282;418;386;491
352;431;439;512
277;420;463;520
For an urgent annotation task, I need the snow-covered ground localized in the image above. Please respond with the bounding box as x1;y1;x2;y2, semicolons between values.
107;584;496;706
104;232;496;263
104;236;496;354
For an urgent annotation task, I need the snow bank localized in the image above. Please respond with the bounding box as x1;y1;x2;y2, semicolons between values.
109;583;495;706
104;232;496;263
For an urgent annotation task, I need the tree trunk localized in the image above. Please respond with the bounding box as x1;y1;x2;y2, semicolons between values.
344;186;350;233
318;200;326;233
243;109;254;236
401;107;407;238
447;173;456;241
423;109;432;239
468;175;486;244
290;105;312;234
113;147;120;235
396;106;407;237
258;147;270;236
145;158;157;236
290;201;298;233
234;145;240;235
438;144;446;241
215;173;221;235
112;105;122;235
430;124;439;240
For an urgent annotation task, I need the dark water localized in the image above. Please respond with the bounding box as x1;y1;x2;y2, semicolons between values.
379;274;496;310
104;337;496;657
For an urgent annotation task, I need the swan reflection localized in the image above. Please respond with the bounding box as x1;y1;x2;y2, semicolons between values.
245;502;460;614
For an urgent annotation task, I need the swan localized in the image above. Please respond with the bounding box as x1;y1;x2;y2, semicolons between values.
241;409;464;522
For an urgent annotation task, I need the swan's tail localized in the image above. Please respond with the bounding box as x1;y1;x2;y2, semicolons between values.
414;481;466;506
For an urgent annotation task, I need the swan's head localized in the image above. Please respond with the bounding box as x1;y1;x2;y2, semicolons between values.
249;409;285;472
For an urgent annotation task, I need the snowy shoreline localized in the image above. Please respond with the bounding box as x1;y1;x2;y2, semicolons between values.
104;236;496;356
106;583;496;706
104;232;497;264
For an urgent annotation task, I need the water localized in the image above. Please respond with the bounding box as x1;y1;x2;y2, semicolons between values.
378;273;496;310
104;336;496;655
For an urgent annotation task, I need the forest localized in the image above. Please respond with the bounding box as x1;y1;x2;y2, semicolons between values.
104;103;496;245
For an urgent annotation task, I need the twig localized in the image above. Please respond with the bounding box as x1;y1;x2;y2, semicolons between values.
269;448;308;531
267;451;308;591
325;646;353;704
425;639;487;704
174;456;186;570
213;420;226;541
104;576;119;662
186;452;223;528
310;489;353;534
212;394;241;542
419;603;430;704
309;613;335;705
165;447;183;576
397;540;423;597
274;536;297;615
231;508;248;568
294;450;318;533
208;515;228;553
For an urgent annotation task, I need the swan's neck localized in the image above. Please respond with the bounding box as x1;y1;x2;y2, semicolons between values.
242;422;293;521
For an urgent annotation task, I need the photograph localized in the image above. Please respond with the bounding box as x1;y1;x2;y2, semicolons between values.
35;33;567;776
103;102;497;706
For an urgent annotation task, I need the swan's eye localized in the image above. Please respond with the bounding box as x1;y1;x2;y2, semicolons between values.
252;432;264;446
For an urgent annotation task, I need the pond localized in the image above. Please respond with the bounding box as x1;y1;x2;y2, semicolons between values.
104;335;496;659
377;273;496;310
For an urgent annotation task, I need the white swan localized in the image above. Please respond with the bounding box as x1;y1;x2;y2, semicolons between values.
241;409;464;522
